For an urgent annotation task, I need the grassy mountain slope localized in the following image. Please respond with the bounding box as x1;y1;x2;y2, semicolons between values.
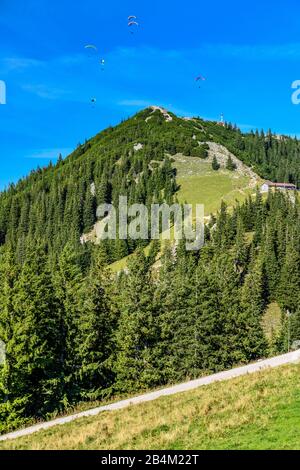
173;147;259;216
1;363;299;450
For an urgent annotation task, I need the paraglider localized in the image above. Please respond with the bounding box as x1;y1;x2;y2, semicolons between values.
90;97;97;108
128;21;139;34
128;21;139;26
128;15;139;33
84;44;106;71
195;75;206;88
85;44;97;51
84;44;98;57
195;75;206;82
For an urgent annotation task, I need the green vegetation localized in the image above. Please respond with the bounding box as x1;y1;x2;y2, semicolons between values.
212;155;220;171
1;108;300;436
1;364;299;450
262;303;282;342
1;189;300;433
195;119;300;186
177;173;250;216
174;157;252;215
226;155;237;171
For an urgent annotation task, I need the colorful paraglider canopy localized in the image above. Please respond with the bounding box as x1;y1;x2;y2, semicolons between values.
195;75;206;81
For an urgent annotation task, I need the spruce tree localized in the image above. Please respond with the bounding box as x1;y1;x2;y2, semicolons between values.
291;301;300;346
212;155;220;171
226;155;237;171
3;245;63;424
239;257;268;360
78;250;117;399
278;238;300;313
154;245;201;382
0;247;21;431
53;243;84;403
114;249;159;392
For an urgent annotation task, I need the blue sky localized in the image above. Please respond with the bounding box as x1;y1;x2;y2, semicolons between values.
1;0;300;188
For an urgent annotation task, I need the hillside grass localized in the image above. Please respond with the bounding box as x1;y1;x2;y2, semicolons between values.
1;364;300;450
262;302;283;341
174;158;254;216
109;243;153;273
109;254;131;273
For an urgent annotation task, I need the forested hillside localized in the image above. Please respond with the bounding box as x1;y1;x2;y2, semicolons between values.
1;107;300;266
208;122;300;185
1;107;300;434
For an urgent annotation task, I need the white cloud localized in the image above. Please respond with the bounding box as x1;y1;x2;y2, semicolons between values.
54;54;85;66
115;46;183;60
2;57;44;71
1;53;85;76
21;83;71;100
113;43;300;63
26;148;73;160
199;43;300;61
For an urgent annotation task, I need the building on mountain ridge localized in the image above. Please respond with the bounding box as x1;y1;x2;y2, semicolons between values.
261;181;297;193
